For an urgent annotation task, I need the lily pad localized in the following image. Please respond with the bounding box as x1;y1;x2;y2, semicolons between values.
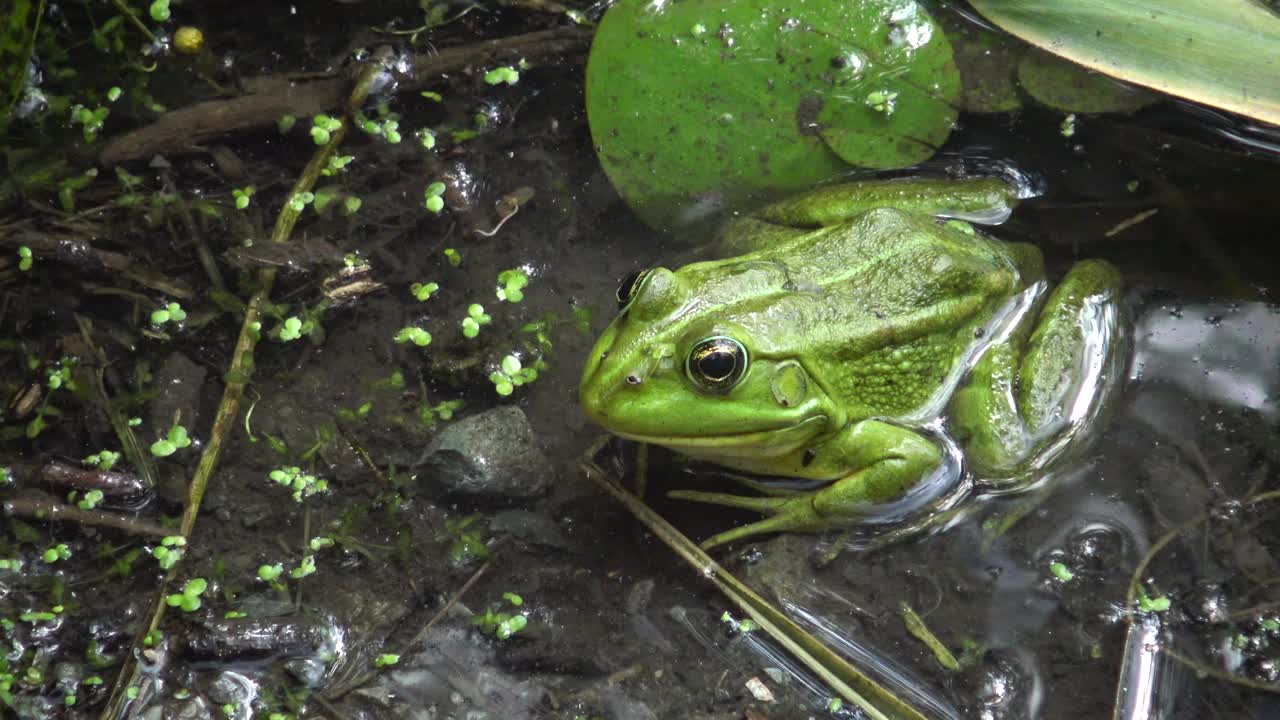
968;0;1280;125
586;0;960;230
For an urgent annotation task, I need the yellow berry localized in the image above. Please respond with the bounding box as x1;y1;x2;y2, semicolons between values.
174;26;205;55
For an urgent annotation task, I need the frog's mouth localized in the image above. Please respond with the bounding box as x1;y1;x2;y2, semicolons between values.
608;415;829;459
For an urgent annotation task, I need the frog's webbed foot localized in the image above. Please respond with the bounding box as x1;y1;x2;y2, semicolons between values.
666;490;826;550
669;421;942;550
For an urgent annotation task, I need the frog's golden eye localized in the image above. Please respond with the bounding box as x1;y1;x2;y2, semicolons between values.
686;336;748;392
616;268;653;310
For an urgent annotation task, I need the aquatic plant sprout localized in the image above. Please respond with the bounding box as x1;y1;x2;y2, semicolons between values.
150;301;187;326
411;282;439;301
278;316;304;341
152;536;186;570
150;424;192;457
231;186;254;209
462;304;491;338
484;66;520;85
310;114;343;145
76;489;104;510
83;449;120;471
424;181;446;213
496;269;529;303
165;578;207;612
268;466;328;502
395;326;432;347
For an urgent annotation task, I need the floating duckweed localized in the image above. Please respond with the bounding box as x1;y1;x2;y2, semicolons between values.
1060;113;1077;138
76;489;105;511
411;282;439;301
150;424;192;457
17;246;32;271
496;269;529;303
42;543;71;564
267;466;328;502
1049;561;1074;582
310;115;343;145
287;192;315;212
865;89;898;114
165;578;207;612
150;301;187;326
289;555;316;579
484;66;520;85
277;316;304;341
424;181;447;213
84;450;121;470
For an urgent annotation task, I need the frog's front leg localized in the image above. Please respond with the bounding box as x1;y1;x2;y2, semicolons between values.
669;420;941;549
951;259;1123;476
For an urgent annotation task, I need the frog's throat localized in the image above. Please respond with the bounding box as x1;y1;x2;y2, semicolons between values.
608;415;828;457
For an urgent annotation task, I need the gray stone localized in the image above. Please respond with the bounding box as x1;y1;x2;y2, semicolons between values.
415;407;554;502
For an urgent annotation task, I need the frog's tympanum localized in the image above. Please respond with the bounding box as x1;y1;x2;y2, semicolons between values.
580;178;1122;549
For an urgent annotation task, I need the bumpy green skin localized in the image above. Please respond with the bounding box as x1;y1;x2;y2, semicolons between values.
580;178;1121;549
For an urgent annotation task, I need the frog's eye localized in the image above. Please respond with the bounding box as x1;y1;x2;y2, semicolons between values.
686;336;748;392
616;268;654;310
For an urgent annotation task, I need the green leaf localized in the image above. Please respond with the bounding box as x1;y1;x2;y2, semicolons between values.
586;0;960;230
967;0;1280;125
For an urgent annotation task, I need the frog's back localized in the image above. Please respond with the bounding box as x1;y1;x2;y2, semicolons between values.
689;208;1023;420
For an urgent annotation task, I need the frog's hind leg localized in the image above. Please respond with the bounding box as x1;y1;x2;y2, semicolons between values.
952;259;1122;478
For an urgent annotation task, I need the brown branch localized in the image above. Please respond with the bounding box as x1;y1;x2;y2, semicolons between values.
5;229;196;300
3;496;177;538
40;460;148;497
99;27;593;165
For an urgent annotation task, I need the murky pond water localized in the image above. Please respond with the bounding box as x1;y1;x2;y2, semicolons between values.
2;2;1280;719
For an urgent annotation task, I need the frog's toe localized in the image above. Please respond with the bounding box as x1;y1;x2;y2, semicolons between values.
667;490;827;549
696;509;828;550
666;489;791;513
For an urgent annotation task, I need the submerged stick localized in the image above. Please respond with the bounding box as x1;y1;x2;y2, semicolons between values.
98;59;387;720
99;28;591;164
579;449;933;720
3;496;176;538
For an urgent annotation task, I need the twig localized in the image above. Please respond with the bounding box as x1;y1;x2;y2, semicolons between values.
109;0;157;44
5;230;195;300
40;460;148;497
99;28;592;164
97;59;388;720
336;422;392;489
579;451;933;720
3;496;177;538
1103;208;1159;237
75;314;159;488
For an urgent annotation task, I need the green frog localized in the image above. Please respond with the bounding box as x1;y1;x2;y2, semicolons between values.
579;178;1122;549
